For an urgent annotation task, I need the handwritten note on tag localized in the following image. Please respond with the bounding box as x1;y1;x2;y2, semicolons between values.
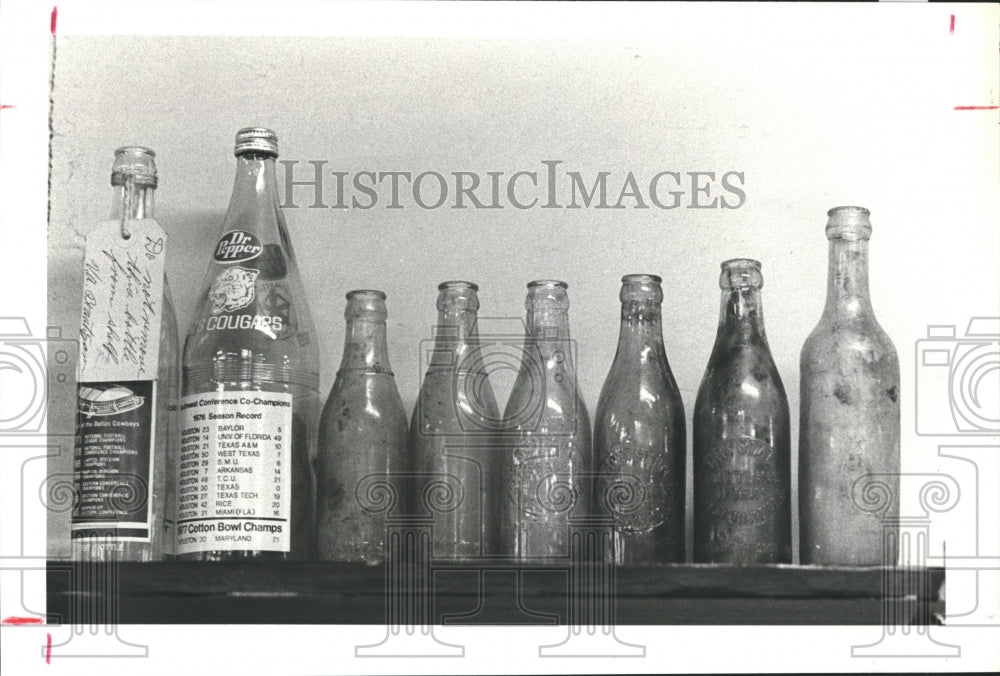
79;218;166;382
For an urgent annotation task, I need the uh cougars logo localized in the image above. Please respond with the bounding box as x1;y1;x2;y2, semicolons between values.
210;266;259;315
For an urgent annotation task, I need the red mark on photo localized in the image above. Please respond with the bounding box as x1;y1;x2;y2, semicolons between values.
949;15;955;35
953;105;999;111
2;616;43;625
50;6;58;35
0;104;16;110
46;632;52;664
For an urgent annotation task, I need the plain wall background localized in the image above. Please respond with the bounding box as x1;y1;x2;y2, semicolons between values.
46;7;999;559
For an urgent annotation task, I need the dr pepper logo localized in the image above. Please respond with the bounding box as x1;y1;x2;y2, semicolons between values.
214;230;263;263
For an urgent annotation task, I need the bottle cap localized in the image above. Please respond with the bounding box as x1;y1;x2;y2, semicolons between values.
111;146;157;187
826;206;872;241
235;127;279;157
719;258;763;290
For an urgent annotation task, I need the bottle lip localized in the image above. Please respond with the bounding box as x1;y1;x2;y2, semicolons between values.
114;146;155;158
111;146;157;187
621;273;662;284
720;258;761;271
438;280;479;291
345;289;387;300
235;127;279;157
826;205;872;240
527;279;568;289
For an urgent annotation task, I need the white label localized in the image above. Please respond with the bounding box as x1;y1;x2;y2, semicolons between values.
79;218;166;382
176;392;292;554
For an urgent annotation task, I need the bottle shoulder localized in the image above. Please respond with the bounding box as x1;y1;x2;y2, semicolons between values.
802;316;898;366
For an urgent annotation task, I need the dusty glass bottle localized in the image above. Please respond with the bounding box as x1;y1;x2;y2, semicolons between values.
800;206;900;565
73;146;179;562
594;274;685;564
179;128;319;561
410;281;502;559
500;280;592;560
316;290;408;563
693;259;791;564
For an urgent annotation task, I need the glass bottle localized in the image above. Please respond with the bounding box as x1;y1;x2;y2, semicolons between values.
316;290;408;563
693;259;791;564
410;281;502;559
800;206;900;565
179;128;319;561
594;274;685;564
72;146;179;562
500;280;592;560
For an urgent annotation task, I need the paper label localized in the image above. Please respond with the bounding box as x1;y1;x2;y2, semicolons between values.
71;380;156;541
175;392;293;554
78;218;166;382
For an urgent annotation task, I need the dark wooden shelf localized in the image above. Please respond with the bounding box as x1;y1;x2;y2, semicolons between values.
46;561;944;626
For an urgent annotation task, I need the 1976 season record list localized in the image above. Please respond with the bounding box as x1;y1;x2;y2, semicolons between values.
176;392;293;554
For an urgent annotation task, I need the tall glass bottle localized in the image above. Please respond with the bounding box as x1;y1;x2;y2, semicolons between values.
594;274;685;564
500;280;592;560
410;281;502;559
73;146;179;562
316;290;408;563
179;128;319;561
800;206;900;565
693;259;791;564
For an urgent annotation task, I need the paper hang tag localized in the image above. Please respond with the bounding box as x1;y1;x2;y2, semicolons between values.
78;218;167;382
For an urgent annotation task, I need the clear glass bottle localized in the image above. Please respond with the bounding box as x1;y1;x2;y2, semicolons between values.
594;274;685;564
316;290;408;563
800;206;900;565
410;281;502;559
500;280;592;560
693;259;791;564
72;146;179;562
179;128;319;561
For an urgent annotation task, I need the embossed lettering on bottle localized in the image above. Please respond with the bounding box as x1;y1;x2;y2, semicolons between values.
693;259;791;564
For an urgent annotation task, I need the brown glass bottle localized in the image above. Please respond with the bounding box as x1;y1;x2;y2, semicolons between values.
693;259;791;564
316;291;408;563
800;206;900;565
179;128;319;561
410;281;502;559
594;274;685;564
500;280;592;561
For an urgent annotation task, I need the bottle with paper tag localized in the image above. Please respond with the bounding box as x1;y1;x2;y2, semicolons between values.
72;146;179;562
179;128;319;561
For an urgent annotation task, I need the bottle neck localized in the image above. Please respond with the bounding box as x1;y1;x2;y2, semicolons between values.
717;287;767;345
824;237;873;318
428;307;479;369
223;153;286;244
339;317;392;374
111;180;155;220
615;301;666;364
526;309;576;372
